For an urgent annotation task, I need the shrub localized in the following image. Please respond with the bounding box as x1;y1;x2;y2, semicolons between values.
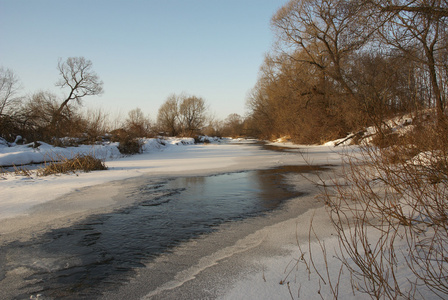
193;135;202;144
193;135;211;144
37;154;107;176
117;136;142;155
303;118;448;299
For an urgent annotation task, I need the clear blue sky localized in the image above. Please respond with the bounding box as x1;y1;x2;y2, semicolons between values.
0;0;286;120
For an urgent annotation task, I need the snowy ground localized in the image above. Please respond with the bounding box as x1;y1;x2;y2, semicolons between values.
0;137;364;299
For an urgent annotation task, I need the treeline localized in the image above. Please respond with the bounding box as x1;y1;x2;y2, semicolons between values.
0;58;246;145
246;0;448;144
5;0;444;146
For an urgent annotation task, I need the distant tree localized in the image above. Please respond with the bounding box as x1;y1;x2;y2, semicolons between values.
0;67;22;116
82;107;110;141
157;94;180;136
202;118;224;137
179;95;207;136
53;57;103;125
223;113;244;137
124;107;152;137
0;67;23;140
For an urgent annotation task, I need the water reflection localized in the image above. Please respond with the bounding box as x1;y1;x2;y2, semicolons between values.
258;141;301;153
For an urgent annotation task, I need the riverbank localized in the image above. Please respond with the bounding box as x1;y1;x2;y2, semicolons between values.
0;140;354;299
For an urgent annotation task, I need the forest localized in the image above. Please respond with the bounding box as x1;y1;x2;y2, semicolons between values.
246;0;448;144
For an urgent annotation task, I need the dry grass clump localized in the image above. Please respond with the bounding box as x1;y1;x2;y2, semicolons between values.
0;165;33;178
13;165;33;177
37;154;107;176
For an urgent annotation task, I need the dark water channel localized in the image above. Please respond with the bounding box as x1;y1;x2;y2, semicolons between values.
1;163;326;299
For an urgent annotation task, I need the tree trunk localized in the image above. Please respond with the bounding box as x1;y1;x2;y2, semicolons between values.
426;48;445;120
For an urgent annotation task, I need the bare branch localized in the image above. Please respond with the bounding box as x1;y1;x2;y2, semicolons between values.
53;57;103;126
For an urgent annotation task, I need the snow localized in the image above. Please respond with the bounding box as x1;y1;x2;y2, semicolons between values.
409;150;445;166
322;113;417;147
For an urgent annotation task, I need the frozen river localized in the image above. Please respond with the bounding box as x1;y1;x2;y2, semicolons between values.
0;141;346;299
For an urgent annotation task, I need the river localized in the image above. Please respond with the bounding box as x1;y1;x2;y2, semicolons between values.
0;142;340;299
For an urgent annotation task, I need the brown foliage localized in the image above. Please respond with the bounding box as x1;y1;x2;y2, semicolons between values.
246;53;362;144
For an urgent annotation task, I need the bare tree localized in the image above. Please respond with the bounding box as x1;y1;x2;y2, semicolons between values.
202;118;224;137
0;67;22;116
271;0;377;98
124;107;152;137
54;57;103;124
83;107;111;141
24;92;60;127
157;94;180;136
223;113;244;137
179;95;207;136
376;0;448;119
22;91;81;141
